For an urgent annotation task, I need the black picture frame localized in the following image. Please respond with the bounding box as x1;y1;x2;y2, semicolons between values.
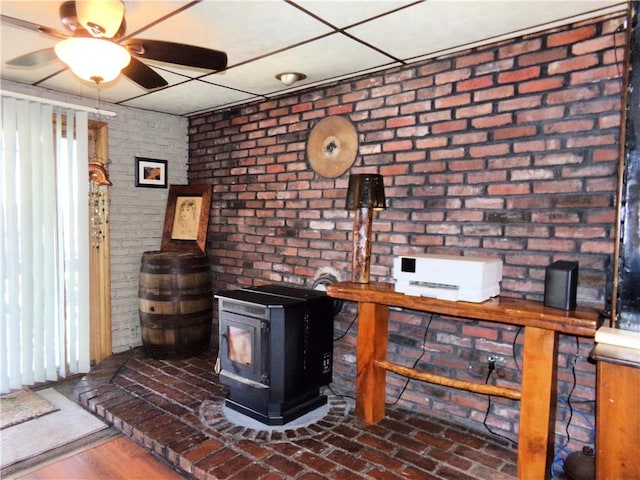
135;157;168;188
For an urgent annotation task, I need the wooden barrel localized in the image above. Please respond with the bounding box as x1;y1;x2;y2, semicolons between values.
139;251;213;359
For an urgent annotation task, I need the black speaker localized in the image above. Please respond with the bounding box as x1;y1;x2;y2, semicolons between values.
544;261;578;310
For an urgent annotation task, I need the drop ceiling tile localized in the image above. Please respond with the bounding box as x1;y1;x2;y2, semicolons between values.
109;1;194;36
127;1;334;68
200;33;398;95
347;1;627;61
292;0;417;28
120;78;258;116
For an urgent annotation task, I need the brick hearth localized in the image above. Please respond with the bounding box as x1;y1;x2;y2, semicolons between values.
75;348;517;479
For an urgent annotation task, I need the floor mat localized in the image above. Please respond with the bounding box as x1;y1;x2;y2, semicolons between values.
0;388;108;468
0;389;58;430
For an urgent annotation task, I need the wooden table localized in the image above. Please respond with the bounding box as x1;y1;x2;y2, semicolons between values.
326;282;600;479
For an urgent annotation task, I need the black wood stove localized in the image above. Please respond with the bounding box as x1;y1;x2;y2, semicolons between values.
215;284;333;425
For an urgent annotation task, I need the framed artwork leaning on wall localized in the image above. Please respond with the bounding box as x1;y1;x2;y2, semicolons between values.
161;184;212;253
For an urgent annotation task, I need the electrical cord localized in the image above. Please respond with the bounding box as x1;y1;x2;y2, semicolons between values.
479;325;522;445
550;337;595;480
562;338;580;449
558;396;595;443
551;442;572;480
325;383;355;401
512;326;522;372
551;397;596;480
329;311;359;399
386;313;434;407
482;360;517;445
333;313;357;341
329;311;358;401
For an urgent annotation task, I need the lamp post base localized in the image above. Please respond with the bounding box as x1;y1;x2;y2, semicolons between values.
351;207;373;283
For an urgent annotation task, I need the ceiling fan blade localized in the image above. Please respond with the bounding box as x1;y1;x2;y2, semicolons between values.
125;39;227;71
1;14;68;39
7;48;58;67
121;57;168;90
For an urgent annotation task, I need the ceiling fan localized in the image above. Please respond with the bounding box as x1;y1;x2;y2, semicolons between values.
2;0;228;89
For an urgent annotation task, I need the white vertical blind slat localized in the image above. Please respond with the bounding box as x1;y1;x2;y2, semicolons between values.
40;105;57;382
63;111;78;375
18;101;36;386
31;105;45;383
39;105;57;381
55;111;68;379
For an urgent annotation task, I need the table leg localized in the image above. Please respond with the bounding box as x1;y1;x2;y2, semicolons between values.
518;326;557;479
356;301;388;424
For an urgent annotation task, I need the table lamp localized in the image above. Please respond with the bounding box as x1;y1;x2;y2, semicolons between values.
345;173;386;283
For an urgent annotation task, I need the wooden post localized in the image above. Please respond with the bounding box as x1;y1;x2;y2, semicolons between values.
518;326;557;479
356;301;388;423
351;207;374;283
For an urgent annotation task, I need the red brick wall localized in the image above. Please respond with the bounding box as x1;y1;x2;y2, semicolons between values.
189;14;625;453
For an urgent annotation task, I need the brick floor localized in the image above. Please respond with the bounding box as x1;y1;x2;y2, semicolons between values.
74;348;518;480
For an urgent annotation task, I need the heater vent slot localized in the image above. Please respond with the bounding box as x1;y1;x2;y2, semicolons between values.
220;370;269;390
220;299;268;319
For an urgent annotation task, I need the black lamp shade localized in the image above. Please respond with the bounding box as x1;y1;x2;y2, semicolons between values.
345;174;386;210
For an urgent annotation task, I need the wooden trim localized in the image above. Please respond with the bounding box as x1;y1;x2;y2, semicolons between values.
610;1;635;325
88;121;112;364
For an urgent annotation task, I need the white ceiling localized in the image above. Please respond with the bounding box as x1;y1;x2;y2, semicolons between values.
1;0;628;117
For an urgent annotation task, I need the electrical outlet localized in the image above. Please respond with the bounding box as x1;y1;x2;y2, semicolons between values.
487;354;506;366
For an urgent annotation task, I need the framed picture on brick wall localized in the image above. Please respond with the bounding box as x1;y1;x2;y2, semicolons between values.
161;184;212;253
135;157;168;188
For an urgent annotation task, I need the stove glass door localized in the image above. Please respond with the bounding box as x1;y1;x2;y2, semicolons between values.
220;311;268;386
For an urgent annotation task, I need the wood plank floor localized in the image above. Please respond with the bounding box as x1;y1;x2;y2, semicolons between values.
14;435;185;480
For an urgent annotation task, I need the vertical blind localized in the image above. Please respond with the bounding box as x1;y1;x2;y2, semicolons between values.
0;96;90;393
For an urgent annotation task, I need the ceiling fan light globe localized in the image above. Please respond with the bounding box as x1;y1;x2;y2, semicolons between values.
55;37;130;84
76;0;125;38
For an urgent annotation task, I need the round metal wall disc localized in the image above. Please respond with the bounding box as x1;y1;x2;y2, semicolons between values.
306;116;358;178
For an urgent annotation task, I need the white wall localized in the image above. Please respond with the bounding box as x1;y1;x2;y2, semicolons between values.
2;80;189;352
